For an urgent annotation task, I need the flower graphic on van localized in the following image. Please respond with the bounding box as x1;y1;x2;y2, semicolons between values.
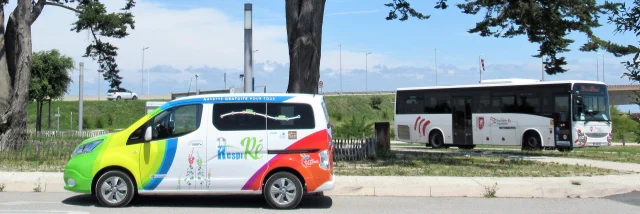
188;153;195;165
219;109;301;121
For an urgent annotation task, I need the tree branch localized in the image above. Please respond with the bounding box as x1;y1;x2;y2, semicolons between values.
31;1;82;25
45;1;82;13
30;0;47;25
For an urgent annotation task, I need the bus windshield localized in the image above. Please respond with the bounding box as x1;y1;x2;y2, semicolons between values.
573;84;610;122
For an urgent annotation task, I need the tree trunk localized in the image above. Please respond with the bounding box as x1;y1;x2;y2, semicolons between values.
285;0;326;94
0;1;35;151
0;4;9;128
36;100;43;133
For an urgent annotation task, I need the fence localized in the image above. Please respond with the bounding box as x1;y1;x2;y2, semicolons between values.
0;137;80;172
332;138;377;161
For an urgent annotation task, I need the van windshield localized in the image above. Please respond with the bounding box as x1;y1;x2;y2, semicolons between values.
321;100;330;128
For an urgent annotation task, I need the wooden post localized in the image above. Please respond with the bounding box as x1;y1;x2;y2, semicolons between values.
375;122;390;153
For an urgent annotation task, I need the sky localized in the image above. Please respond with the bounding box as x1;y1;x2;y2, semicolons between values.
10;0;640;111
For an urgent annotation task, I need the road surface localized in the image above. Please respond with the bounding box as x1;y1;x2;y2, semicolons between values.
0;192;638;213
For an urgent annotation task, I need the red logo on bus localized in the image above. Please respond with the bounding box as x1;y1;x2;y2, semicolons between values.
477;117;485;130
414;117;431;136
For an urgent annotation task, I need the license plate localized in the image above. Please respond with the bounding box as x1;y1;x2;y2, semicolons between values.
593;143;601;146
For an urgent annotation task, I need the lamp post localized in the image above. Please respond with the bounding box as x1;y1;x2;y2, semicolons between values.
244;3;253;93
597;53;600;81
366;52;371;92
78;62;84;132
339;44;342;94
598;53;604;83
195;74;199;95
541;56;544;81
141;46;149;94
434;48;438;86
478;54;484;83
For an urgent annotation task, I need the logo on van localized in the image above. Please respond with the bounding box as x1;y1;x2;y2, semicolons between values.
301;154;319;168
477;117;485;130
217;137;264;160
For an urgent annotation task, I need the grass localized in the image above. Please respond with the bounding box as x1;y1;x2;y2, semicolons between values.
484;146;640;164
392;141;640;164
324;95;395;128
27;100;148;131
333;151;623;177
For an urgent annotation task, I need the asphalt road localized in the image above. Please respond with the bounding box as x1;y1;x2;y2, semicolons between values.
0;192;638;213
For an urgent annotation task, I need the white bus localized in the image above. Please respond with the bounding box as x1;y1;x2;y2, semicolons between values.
393;79;612;151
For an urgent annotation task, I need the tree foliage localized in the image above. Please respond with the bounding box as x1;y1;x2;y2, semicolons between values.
383;0;620;76
0;0;136;150
29;49;74;102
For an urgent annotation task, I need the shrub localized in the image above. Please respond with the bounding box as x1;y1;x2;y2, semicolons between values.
335;115;374;138
95;116;104;129
369;96;382;109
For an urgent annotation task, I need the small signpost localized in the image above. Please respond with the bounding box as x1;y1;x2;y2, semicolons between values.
55;107;60;131
318;80;323;94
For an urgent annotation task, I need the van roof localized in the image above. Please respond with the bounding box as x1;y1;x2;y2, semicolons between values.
159;93;324;110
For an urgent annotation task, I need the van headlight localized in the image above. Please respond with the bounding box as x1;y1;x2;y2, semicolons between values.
319;149;330;170
71;140;103;157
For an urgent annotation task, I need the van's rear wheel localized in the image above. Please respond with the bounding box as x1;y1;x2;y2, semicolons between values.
94;170;135;207
264;172;303;209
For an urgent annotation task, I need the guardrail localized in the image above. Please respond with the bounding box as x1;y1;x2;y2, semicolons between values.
321;90;396;96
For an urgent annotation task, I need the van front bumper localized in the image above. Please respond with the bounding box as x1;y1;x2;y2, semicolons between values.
63;168;92;194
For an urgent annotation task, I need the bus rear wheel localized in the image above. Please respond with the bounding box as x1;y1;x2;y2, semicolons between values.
430;131;447;149
523;132;542;151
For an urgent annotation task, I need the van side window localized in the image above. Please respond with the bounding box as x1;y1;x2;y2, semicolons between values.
266;103;315;130
212;103;267;131
127;104;202;144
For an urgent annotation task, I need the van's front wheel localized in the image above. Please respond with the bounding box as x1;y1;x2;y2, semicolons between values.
95;170;135;207
264;172;303;209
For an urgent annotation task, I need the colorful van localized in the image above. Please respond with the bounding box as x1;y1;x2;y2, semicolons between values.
63;93;335;209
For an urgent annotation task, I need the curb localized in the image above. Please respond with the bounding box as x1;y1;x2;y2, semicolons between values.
1;172;639;199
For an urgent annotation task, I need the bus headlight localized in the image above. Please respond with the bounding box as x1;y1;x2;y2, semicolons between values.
319;149;330;170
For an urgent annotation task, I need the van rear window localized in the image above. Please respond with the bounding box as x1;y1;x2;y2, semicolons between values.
266;103;315;130
211;102;315;131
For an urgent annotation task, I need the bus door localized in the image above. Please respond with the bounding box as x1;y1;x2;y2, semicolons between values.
452;96;473;145
553;94;572;147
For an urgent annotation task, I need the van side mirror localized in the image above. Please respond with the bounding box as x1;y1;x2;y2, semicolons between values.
144;126;152;141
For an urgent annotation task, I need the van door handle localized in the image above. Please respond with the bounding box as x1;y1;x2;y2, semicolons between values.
189;141;203;147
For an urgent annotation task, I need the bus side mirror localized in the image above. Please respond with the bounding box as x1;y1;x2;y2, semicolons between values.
144;126;152;141
575;95;584;111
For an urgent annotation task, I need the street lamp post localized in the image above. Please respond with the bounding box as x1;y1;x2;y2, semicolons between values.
478;54;484;83
141;46;149;94
195;74;199;95
366;52;371;92
435;48;438;86
244;3;253;93
597;53;600;81
339;44;342;94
